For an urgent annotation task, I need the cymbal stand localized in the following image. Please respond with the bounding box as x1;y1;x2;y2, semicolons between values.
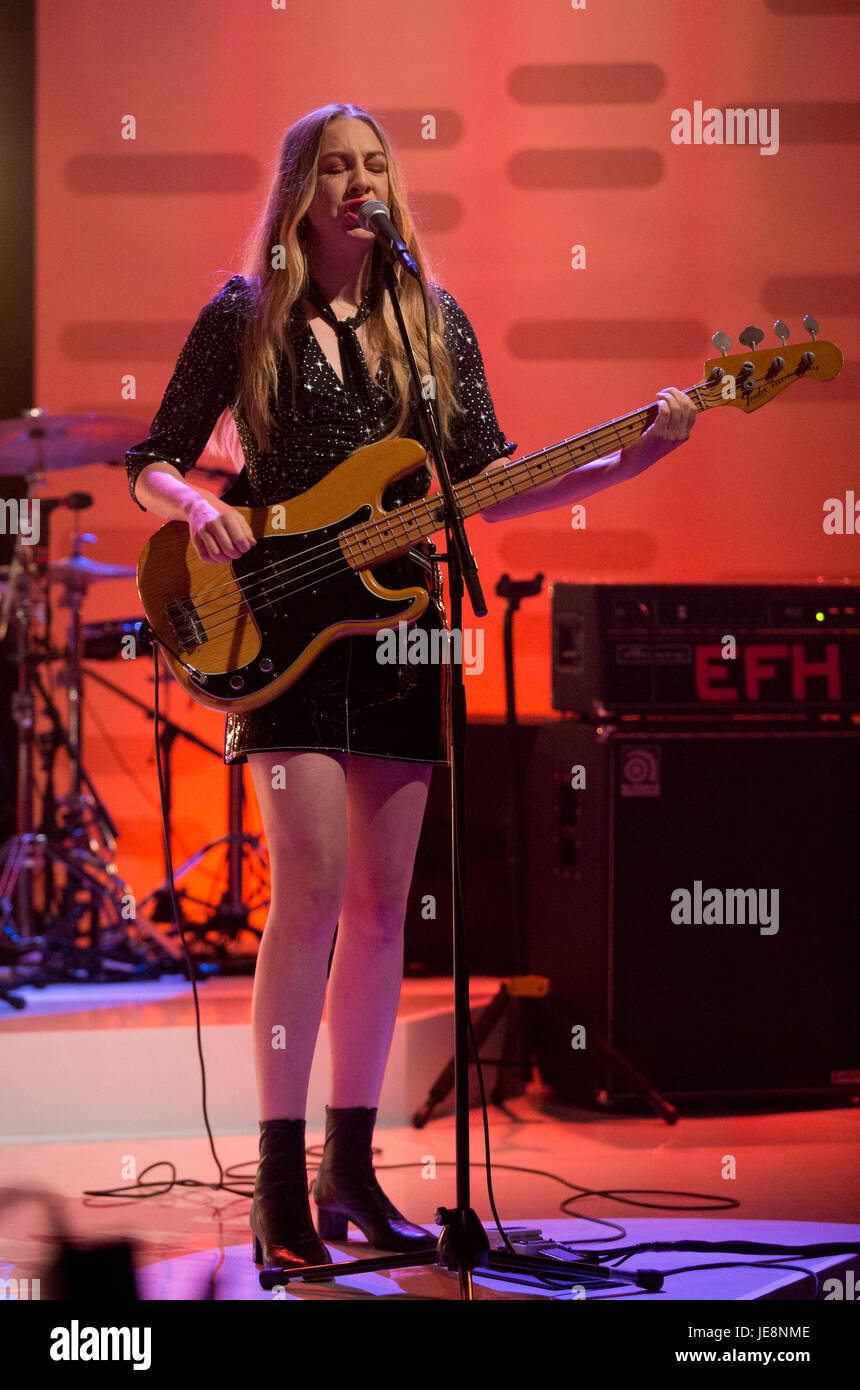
0;518;41;941
0;511;170;982
0;510;46;1003
83;655;269;965
137;647;269;962
52;529;121;854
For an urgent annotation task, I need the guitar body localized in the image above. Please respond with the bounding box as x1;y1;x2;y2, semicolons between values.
137;437;434;713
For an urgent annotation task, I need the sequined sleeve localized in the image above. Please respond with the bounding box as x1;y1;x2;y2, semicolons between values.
432;285;516;483
124;275;247;510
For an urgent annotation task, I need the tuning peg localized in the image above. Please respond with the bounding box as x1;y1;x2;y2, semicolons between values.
711;331;732;357
774;320;789;346
803;313;819;341
739;325;765;350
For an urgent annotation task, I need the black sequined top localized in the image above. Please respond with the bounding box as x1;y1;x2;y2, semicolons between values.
125;274;515;766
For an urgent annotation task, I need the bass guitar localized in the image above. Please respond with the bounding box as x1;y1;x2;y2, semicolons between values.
137;322;843;713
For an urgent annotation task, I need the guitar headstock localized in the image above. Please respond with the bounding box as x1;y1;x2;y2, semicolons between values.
696;318;843;413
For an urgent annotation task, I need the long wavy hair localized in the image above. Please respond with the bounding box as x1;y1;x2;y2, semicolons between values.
212;102;463;467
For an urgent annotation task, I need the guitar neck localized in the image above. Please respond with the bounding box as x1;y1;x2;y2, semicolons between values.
343;384;710;567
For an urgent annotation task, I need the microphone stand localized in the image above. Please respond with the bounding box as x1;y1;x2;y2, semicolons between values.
259;252;654;1298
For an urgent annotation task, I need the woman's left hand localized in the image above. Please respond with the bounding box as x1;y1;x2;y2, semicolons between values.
620;386;697;474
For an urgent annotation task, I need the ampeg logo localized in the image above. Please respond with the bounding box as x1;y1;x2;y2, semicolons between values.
619;745;661;798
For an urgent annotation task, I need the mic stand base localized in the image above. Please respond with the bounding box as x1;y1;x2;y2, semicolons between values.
258;1234;662;1296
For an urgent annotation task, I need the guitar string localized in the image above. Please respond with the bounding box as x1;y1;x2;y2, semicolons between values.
181;388;715;644
188;388;710;615
193;550;389;647
187;398;686;612
184;429;618;642
182;396;715;648
179;468;614;649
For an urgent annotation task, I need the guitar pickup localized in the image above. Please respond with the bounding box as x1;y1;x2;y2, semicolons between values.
165;596;206;651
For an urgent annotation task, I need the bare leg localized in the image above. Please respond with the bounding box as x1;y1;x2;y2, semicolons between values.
246;750;349;1121
326;755;434;1109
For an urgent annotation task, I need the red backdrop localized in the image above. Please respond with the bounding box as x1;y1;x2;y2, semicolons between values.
34;0;858;895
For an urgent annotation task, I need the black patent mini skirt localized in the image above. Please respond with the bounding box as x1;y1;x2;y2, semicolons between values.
223;541;450;766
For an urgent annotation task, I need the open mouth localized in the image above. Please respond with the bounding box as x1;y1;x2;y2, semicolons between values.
343;198;373;221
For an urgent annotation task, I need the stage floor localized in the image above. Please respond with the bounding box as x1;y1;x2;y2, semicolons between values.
1;976;857;1300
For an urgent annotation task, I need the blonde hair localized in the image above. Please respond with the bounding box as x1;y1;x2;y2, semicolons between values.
213;102;463;469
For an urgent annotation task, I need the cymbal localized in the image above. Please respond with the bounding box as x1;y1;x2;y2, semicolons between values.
0;412;148;475
49;556;137;583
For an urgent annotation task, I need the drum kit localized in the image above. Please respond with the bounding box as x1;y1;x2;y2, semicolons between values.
0;410;269;1008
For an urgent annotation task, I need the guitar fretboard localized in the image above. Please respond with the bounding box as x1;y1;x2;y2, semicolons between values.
339;384;709;569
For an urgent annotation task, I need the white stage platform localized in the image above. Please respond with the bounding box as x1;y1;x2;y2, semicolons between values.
0;975;500;1143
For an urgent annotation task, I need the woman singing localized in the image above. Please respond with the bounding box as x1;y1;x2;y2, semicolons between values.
125;102;695;1269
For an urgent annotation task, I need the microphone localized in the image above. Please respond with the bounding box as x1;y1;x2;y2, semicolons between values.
357;201;420;279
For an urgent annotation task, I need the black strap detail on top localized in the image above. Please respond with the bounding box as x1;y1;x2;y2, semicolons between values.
304;274;384;433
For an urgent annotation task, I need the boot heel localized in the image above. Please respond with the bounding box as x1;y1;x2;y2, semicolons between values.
317;1207;349;1240
311;1105;437;1253
251;1119;332;1269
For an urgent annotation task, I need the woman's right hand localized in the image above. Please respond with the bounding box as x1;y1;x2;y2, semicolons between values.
185;492;257;564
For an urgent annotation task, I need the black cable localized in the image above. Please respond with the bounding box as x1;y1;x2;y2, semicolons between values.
82;648;242;1296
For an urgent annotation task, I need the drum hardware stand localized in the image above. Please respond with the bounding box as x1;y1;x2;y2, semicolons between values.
0;524;42;946
26;664;168;980
0;538;41;1005
0;512;170;986
258;247;658;1297
83;655;269;968
0;409;157;998
412;576;677;1126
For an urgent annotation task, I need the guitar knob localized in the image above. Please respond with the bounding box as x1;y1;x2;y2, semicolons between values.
774;319;789;346
802;314;819;341
739;325;765;351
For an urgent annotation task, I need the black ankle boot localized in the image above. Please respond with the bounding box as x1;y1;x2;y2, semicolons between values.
250;1118;333;1268
311;1105;437;1252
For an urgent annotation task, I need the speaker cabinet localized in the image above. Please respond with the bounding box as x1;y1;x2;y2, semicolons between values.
526;721;859;1104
